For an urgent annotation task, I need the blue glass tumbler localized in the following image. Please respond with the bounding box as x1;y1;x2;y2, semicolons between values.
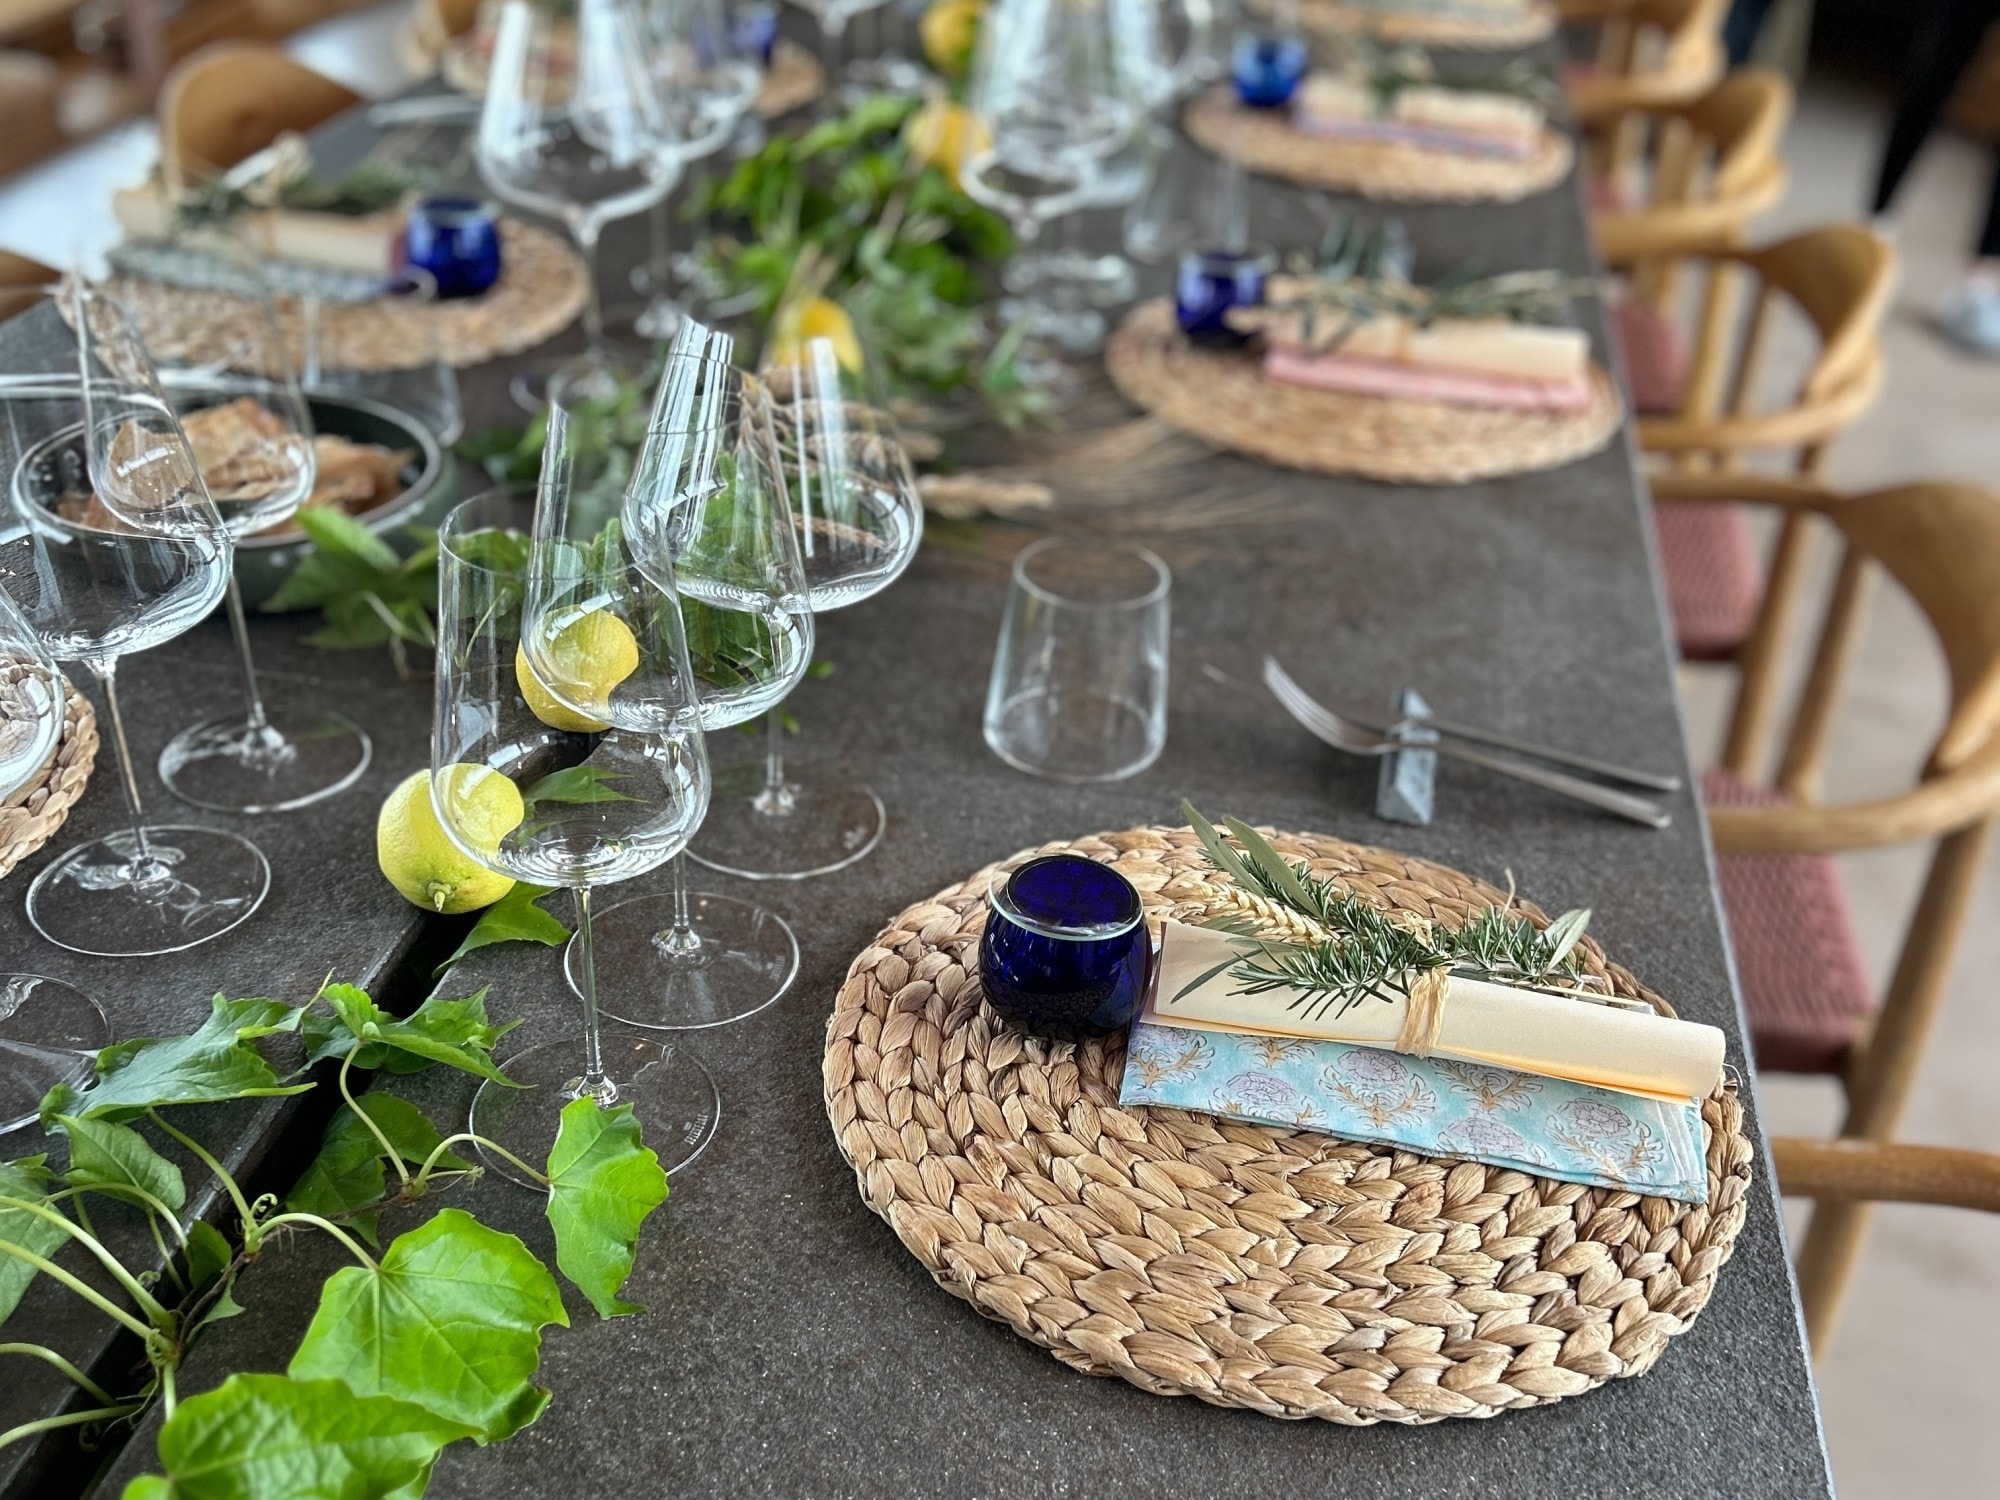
979;855;1153;1042
405;197;503;300
1175;247;1274;346
729;2;779;66
1231;33;1309;110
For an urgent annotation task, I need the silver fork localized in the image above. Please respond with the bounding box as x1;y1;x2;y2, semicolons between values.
1264;660;1672;830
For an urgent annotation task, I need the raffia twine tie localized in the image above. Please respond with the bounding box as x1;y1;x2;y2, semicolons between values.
1394;965;1453;1059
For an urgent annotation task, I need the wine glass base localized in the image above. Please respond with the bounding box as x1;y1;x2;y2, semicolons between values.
158;708;371;814
25;827;270;957
574;892;799;1030
687;773;885;880
470;1033;719;1186
509;342;652;414
0;976;108;1134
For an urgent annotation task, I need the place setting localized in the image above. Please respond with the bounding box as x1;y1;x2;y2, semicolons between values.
1242;0;1560;52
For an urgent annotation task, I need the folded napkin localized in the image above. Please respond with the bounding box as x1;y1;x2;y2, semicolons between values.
113;183;405;279
1263;345;1594;411
1148;923;1725;1103
1296;75;1544;160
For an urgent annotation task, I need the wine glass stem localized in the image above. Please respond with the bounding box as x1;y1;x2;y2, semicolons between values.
84;658;153;865
571;885;616;1107
820;16;843;85
645;195;673;306
659;852;701;958
574;217;607;364
752;708;795;818
222;574;272;735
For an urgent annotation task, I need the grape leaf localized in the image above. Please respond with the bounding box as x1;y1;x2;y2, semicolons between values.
544;1099;668;1319
433;884;571;978
287;1095;468;1247
122;1373;475;1500
288;1208;567;1443
0;1156;68;1324
44;996;308;1124
300;985;519;1084
54;1114;186;1212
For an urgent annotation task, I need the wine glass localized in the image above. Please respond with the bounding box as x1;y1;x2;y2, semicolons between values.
105;249;376;815
571;329;816;1029
478;0;683;406
631;0;763;340
299;267;465;448
436;451;718;1183
690;332;920;879
0;588;106;1134
0;284;269;958
780;0;897;92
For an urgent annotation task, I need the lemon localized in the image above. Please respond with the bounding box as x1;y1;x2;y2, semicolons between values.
376;766;523;914
920;0;984;80
766;295;865;376
514;608;640;732
903;96;989;194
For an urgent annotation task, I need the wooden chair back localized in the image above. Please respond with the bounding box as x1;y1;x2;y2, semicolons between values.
0;249;55;324
1564;0;1731;177
413;0;484;52
1654;475;2000;1351
157;42;362;189
1774;1139;2000;1217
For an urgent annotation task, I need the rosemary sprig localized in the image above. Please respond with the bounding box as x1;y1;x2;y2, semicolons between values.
1180;803;1592;1023
1355;39;1561;115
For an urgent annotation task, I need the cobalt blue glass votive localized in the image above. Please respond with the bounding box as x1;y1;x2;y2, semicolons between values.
729;2;779;66
979;855;1154;1042
405;197;503;300
1175;246;1275;346
1231;33;1309;110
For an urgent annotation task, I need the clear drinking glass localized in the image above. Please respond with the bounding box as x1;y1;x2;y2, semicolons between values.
577;332;815;1028
106;249;376;815
478;0;683;404
983;535;1170;782
0;284;269;956
300;267;465;448
435;462;718;1183
780;0;896;89
691;333;920;880
0;589;106;1132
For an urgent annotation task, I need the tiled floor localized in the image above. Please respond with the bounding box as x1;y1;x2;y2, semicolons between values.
1;18;1996;1496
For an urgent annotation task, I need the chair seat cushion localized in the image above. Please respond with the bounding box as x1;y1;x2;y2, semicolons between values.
1609;299;1689;415
1585;175;1634;214
1704;769;1877;1075
1653;500;1762;660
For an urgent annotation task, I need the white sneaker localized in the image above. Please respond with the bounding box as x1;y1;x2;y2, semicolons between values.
1937;278;2000;356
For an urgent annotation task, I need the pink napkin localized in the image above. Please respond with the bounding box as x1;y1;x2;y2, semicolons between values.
1264;345;1595;412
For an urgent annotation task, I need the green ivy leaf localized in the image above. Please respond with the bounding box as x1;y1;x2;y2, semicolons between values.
184;1220;233;1291
301;985;519;1085
45;996;308;1124
434;884;572;978
54;1114;186;1212
123;1373;475;1499
544;1099;668;1319
0;1156;67;1324
288;1208;568;1443
287;1095;468;1247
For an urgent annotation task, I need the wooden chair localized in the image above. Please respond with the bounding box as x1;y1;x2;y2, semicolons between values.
156;41;361;189
1774;1139;2000;1218
1638;225;1895;782
1562;0;1730;182
0;248;55;323
1652;474;2000;1350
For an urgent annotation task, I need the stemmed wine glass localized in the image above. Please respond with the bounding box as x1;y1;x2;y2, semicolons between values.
780;0;897;91
691;333;920;879
0;283;268;957
105;249;375;814
478;0;683;406
436;446;718;1182
569;327;815;1028
0;588;106;1132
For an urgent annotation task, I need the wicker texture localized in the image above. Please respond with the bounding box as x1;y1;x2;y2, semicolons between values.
0;671;97;880
823;825;1752;1423
1248;0;1559;48
441;35;822;121
1105;299;1622;484
1184;88;1574;203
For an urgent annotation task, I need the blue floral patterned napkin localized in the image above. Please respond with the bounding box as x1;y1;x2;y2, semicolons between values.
1119;1020;1709;1203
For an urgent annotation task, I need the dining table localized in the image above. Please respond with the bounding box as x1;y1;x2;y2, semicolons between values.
0;38;1835;1500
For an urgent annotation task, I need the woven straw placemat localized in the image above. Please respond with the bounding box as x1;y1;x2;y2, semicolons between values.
110;218;588;374
1103;299;1621;484
1;670;96;881
440;35;823;121
1184;88;1573;202
1247;0;1559;49
823;825;1751;1422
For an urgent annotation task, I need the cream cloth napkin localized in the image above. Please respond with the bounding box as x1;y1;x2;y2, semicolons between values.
1144;923;1725;1103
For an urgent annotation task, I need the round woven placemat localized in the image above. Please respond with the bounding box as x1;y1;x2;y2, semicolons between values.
110;218;588;374
1103;299;1621;484
823;825;1751;1422
1246;0;1559;49
1;669;97;881
1184;88;1573;202
440;34;823;120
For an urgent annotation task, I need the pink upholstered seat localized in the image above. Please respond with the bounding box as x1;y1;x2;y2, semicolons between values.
1609;299;1689;415
1652;500;1762;660
1704;768;1877;1075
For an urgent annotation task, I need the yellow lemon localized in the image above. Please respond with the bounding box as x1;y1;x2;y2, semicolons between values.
920;0;984;80
514;608;641;733
376;765;523;914
903;96;989;194
767;295;865;376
